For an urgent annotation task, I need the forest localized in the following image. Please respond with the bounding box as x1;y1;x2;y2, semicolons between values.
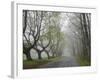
23;10;91;69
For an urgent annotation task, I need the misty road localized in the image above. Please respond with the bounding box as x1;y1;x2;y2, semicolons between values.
39;56;79;68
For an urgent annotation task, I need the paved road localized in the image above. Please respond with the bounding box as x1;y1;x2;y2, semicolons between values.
39;56;79;68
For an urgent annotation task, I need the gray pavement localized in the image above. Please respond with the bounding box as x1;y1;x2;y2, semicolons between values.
39;56;80;68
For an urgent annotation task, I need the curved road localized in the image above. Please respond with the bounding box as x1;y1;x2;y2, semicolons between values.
39;56;80;68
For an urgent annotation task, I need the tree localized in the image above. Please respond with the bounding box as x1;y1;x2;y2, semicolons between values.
23;10;44;60
66;13;91;62
23;10;64;60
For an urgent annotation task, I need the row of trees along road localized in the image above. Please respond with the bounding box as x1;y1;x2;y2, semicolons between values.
23;10;91;64
66;13;91;63
23;10;64;60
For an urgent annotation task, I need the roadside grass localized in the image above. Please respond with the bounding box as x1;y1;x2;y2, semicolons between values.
77;56;91;66
23;56;61;69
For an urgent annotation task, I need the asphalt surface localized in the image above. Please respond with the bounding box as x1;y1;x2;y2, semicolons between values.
39;56;79;68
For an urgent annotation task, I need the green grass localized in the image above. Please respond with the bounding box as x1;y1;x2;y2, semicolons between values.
23;56;61;69
77;56;91;66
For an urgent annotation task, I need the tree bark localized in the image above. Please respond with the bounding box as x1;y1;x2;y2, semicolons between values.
23;47;32;60
37;50;42;59
44;50;50;59
26;51;32;60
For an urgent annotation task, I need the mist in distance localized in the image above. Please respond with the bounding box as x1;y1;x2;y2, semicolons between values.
23;10;91;69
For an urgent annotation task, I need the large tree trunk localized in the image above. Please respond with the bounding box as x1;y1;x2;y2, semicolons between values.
44;50;50;59
26;51;32;60
23;47;32;60
37;50;42;59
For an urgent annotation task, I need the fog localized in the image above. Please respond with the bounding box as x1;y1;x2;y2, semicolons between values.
24;13;77;60
23;10;91;65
